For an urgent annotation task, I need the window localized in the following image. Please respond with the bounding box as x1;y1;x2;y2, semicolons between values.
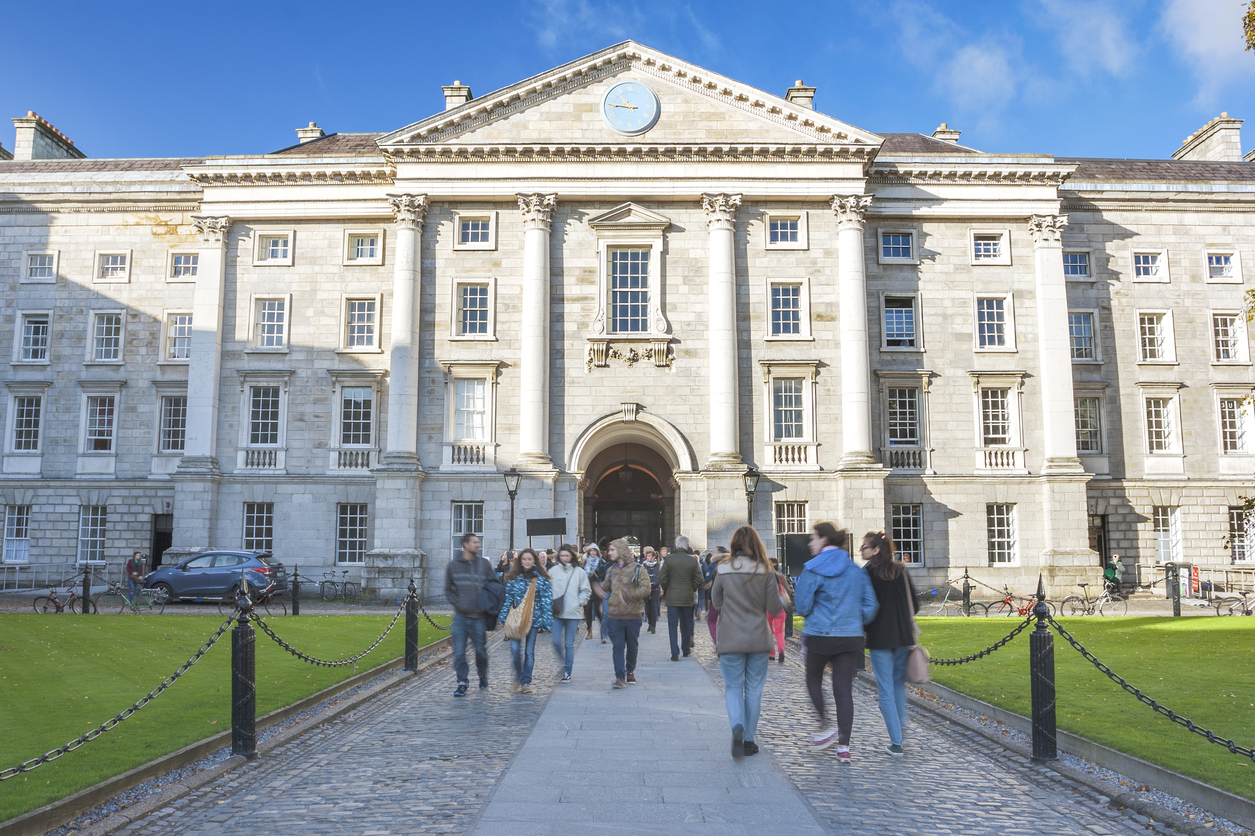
969;229;1010;265
773;501;807;565
77;506;107;564
12;396;41;452
17;314;49;362
454;379;488;441
451;501;484;560
254;231;293;265
453;212;497;251
1137;312;1174;362
771;284;801;336
166;313;192;361
1228;507;1254;563
343;298;377;349
1153;506;1181;564
1132;250;1168;282
83;396;115;452
242;503;274;552
881;232;913;261
764;212;807;249
352;235;377;260
1219;398;1249;454
1145;397;1175;453
440;361;501;468
1212;313;1248;362
1206;249;1241;283
772;378;804;440
455;282;492;337
883;296;917;349
3;506;30;563
975;296;1014;350
461;219;490;243
1075;397;1102;453
887;388;920;446
91;313;123;362
340;386;373;447
95;251;130;282
249;387;281;446
770;217;797;243
160;396;187;452
981;389;1011;446
1063;251;1091;279
1068;312;1095;361
337;504;368;564
609;247;649;333
987;504;1017;565
170;253;198;278
891;504;923;565
252;297;287;349
25;252;57;282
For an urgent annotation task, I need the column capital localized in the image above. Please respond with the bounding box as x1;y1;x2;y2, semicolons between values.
517;193;557;231
190;215;231;244
388;194;429;229
1029;213;1069;246
831;195;872;230
701;193;741;229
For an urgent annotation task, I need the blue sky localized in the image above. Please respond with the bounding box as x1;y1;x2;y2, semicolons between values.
3;0;1253;160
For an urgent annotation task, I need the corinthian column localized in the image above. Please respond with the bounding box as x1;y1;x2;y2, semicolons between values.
381;194;428;468
517;193;557;469
702;194;743;469
1029;214;1084;473
833;195;875;467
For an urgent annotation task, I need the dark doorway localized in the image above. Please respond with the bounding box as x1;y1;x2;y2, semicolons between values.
591;463;666;549
151;514;174;569
1088;514;1108;566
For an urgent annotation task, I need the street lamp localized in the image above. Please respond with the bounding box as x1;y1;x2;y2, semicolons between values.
503;467;521;550
743;465;761;527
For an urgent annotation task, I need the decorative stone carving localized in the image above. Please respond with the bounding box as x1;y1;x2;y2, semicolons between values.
586;340;675;372
621;403;639;422
1029;213;1069;246
831;195;873;230
191;215;231;244
388;194;429;229
701;193;741;229
518;193;557;231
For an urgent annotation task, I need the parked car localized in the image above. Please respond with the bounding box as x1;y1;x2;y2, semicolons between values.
145;551;288;603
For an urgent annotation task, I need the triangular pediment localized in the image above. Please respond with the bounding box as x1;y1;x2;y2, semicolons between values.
378;42;881;156
587;202;670;232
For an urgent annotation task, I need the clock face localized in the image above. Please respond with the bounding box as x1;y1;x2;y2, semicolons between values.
600;81;661;136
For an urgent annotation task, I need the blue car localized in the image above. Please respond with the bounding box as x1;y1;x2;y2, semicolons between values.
145;550;288;603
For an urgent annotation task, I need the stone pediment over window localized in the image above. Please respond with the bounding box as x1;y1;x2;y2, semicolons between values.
587;203;671;234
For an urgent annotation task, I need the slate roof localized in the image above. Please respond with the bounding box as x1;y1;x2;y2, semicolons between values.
1059;157;1255;184
0;158;202;173
269;133;386;157
876;133;980;154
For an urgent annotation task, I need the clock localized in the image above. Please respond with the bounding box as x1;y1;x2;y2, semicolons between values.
600;81;661;136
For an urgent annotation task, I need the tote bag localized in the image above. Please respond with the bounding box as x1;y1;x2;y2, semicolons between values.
504;578;537;640
902;570;930;684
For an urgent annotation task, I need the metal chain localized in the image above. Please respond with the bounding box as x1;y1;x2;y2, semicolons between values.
414;595;453;631
253;595;407;667
929;615;1034;666
0;612;237;781
1048;617;1255;763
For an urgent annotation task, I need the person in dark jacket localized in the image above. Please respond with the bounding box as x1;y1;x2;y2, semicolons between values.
862;531;919;756
658;536;704;660
642;547;662;633
445;533;496;697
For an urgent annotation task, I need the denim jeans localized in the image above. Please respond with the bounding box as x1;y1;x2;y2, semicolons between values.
719;652;769;741
600;595;610;640
511;626;539;686
606;617;641;681
452;612;489;686
666;605;694;657
551;617;581;675
869;647;911;746
127;578;141;603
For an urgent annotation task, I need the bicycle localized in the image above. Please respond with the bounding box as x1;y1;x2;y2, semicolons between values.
218;579;288;617
988;585;1056;618
924;580;989;617
319;570;360;603
1214;591;1255;616
33;587;93;614
95;581;167;615
1061;582;1128;617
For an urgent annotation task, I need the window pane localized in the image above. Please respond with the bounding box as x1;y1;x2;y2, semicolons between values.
987;504;1016;564
167;314;192;360
459;284;490;335
773;501;807;564
3;505;31;563
160;396;187;452
772;378;804;440
243;503;274;552
973;234;1001;260
345;299;376;347
884;297;916;347
1074;397;1101;453
1229;507;1254;564
249;387;280;445
1139;314;1165;360
770;284;802;335
887;388;919;445
1145;398;1174;452
1134;253;1159;278
454;379;488;440
78;506;107;563
609;248;649;333
93;313;122;361
1068;313;1094;360
1063;252;1089;277
1213;314;1239;360
460;219;490;244
255;299;286;348
351;236;377;260
172;254;199;277
27;255;54;280
20;316;49;362
1220;398;1247;453
340;386;373;446
769;218;799;243
12;396;41;451
891;504;923;565
337;504;368;564
980;389;1011;446
451;502;485;560
263;237;288;260
976;298;1006;348
86;396;115;451
98;254;127;279
1153;506;1181;563
882;233;912;260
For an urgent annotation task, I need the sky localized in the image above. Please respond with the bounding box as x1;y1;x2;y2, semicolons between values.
2;0;1253;161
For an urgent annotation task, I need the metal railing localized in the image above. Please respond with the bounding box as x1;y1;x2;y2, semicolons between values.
0;561;122;592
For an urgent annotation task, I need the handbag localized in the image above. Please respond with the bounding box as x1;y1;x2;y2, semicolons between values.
504;578;537;640
901;568;930;683
552;567;572;618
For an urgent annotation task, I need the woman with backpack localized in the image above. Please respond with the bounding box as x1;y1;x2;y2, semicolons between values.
498;548;553;694
862;531;919;756
712;526;784;758
549;544;592;683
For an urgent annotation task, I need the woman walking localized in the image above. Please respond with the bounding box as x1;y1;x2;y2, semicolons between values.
863;531;919;756
550;544;592;683
498;549;553;693
794;523;878;763
766;558;793;664
582;546;603;639
712;526;784;759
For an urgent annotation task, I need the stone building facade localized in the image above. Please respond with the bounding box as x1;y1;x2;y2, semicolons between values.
1;42;1252;600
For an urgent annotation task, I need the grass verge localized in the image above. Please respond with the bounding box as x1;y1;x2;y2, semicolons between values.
0;611;445;822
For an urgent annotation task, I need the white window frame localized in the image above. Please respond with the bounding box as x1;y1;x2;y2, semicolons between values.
85;310;126;365
439;361;501;470
13;310;52;365
1073;382;1110;475
326;369;384;473
159;310;193;364
5;381;50;457
452;211;498;251
1067;309;1101;363
1137;382;1185;477
876;369;934;474
970;371;1027;473
1152;506;1182;564
450;278;498;341
973;293;1017;352
158;393;189;454
764;211;808;250
765;277;813;341
1074;395;1104;455
880;292;923;352
236;370;293;472
587;203;671;340
336;503;370;565
877;228;919;265
247;294;292;352
1062;249;1093;282
1204;247;1242;284
1228;507;1254;564
93;249;132;284
773;500;808;565
338;294;383;353
77;505;107;565
759;360;821;470
21;250;58;284
3;505;31;564
242;502;275;552
78;382;122;455
151;379;189;474
986;503;1019;566
451;501;485;561
343;228;386;266
166;250;200;282
1209;310;1250;364
1216;393;1253;456
251;229;295;267
1135;309;1176;364
968;229;1011;266
890;503;924;566
1131;248;1169;283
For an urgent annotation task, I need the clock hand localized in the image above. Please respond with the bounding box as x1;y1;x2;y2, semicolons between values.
608;103;638;110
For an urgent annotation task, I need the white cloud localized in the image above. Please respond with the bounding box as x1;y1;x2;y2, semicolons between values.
527;0;636;52
1159;0;1255;105
1033;0;1140;77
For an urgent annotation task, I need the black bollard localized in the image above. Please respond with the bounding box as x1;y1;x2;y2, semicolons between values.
1029;575;1057;761
404;577;419;672
962;570;972;616
82;565;92;615
1168;564;1182;618
231;603;257;759
291;564;300;617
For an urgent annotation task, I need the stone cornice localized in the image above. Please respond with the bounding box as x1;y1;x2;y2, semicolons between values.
389;143;874;163
186;167;394;186
869;162;1075;186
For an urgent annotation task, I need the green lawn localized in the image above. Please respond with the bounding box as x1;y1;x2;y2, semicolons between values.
0;613;444;822
916;617;1255;801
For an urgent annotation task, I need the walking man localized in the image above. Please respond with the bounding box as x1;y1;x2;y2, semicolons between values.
603;538;653;688
659;536;703;661
642;547;662;633
445;533;497;697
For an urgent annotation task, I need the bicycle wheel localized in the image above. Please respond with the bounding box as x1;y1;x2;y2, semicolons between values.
341;582;360;603
33;596;55;613
1061;595;1086;617
95;591;126;614
1098;596;1127;617
964;602;989;617
260;597;287;617
320;581;339;602
987;600;1010;617
1214;598;1238;616
148;590;166;615
70;596;97;614
925;601;950;617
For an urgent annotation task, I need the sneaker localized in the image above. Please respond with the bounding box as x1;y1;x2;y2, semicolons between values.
561;672;571;683
885;744;904;756
731;724;745;758
743;741;760;756
768;654;776;661
512;679;521;692
671;655;679;662
454;682;469;697
778;649;785;664
837;748;852;764
519;684;534;694
612;678;627;689
682;650;691;657
807;728;838;751
479;681;488;690
601;638;608;644
626;673;637;684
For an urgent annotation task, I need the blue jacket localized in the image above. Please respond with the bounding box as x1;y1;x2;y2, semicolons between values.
498;573;553;632
793;546;879;637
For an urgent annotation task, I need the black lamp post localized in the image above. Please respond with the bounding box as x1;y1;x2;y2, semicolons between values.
503;467;521;550
743;465;761;527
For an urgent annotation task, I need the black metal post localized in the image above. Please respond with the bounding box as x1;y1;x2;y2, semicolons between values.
1029;575;1057;761
508;495;517;550
962;570;972;616
1168;564;1182;618
291;564;300;617
231;603;256;759
746;494;754;527
404;577;419;672
82;565;92;615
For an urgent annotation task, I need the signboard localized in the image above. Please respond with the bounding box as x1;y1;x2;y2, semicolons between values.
526;518;567;537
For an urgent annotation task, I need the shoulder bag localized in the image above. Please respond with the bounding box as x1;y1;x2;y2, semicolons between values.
504;578;537;640
551;568;573;618
902;568;930;684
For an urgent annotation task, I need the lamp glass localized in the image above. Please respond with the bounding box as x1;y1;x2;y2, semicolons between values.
503;468;521;494
743;468;760;495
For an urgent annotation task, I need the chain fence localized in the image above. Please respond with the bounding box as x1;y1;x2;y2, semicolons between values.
928;615;1035;666
0;611;238;781
414;595;453;631
252;593;408;667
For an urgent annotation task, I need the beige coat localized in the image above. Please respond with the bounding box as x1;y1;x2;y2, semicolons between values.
712;555;784;655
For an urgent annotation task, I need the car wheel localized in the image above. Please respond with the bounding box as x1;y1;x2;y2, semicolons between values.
152;583;175;604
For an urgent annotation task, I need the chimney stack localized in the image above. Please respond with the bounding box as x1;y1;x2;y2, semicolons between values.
11;112;85;161
295;122;325;144
1173;113;1243;162
785;80;815;110
443;81;473;111
932;123;962;144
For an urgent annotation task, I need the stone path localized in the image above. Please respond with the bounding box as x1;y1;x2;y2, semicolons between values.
110;618;1166;836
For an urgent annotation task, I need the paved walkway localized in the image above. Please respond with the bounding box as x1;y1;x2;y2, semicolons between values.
111;619;1159;836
